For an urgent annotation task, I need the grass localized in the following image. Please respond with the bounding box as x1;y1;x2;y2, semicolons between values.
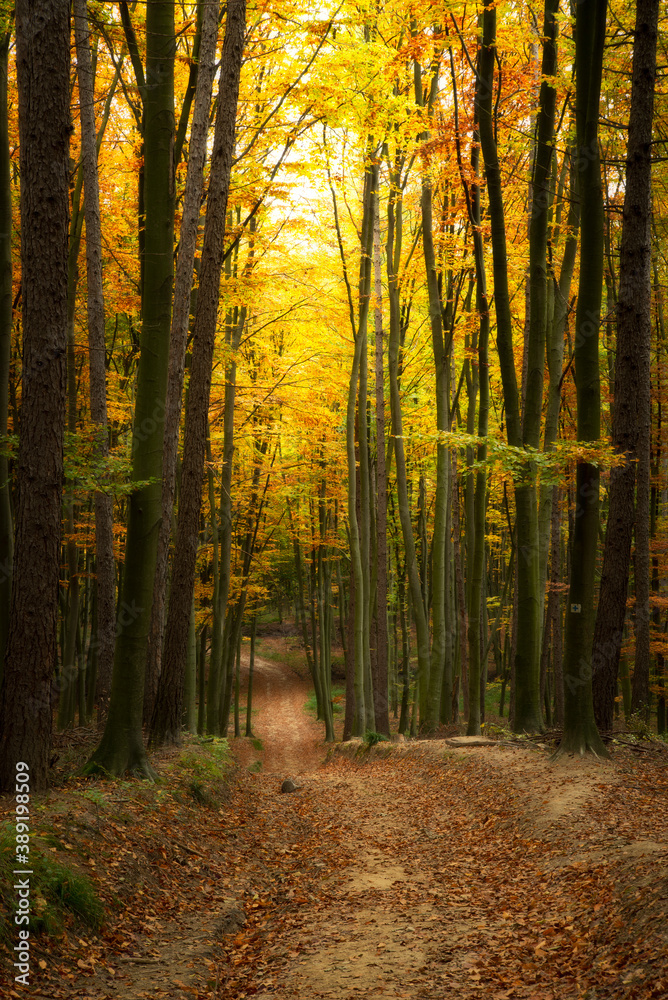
0;825;103;941
255;637;310;677
453;679;506;722
305;684;345;718
169;737;232;808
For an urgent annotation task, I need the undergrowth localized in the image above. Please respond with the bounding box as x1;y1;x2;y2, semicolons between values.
305;685;345;718
0;825;103;942
170;737;232;808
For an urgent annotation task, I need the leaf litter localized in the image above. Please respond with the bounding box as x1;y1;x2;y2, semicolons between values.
1;648;667;1000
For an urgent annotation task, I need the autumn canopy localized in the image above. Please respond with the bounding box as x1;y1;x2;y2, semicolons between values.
0;0;664;788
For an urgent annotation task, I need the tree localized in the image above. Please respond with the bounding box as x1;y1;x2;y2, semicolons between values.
557;0;609;758
74;0;116;724
0;0;70;791
591;0;659;730
144;0;219;724
86;0;176;777
0;24;13;676
150;0;247;747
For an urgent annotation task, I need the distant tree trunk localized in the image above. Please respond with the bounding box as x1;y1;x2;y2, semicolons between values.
558;0;609;757
144;0;220;724
0;32;13;676
538;149;579;725
373;189;390;736
328;149;371;737
0;0;70;792
86;0;176;777
466;115;490;737
451;453;468;721
343;552;355;740
287;496;320;707
150;0;246;747
512;0;559;734
245;612;256;737
590;0;658;731
414;38;447;730
74;0;116;725
207;294;246;734
478;0;541;733
386;157;431;726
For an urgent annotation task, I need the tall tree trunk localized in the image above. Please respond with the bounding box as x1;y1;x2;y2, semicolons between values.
415;49;449;730
373;189;390;735
86;0;176;776
591;0;658;730
0;0;70;792
328;144;374;736
386;158;431;726
151;0;246;747
557;0;609;757
512;0;559;733
477;0;541;733
537;150;579;714
0;32;13;676
466;111;490;736
74;0;116;725
144;0;220;724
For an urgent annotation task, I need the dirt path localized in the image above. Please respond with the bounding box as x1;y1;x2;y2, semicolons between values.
230;653;324;776
4;651;668;1000
212;653;668;1000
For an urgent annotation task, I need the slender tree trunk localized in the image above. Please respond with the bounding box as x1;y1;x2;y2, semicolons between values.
373;194;390;735
386;160;431;727
478;0;542;733
245;612;256;736
0;33;13;675
513;0;559;733
558;0;609;757
74;0;116;725
451;453;468;721
144;0;220;723
464;60;493;736
151;0;246;747
207;300;246;734
86;0;176;777
414;39;447;728
0;0;70;792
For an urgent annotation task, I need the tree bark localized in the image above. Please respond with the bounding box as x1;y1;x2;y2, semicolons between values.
558;0;609;757
386;156;431;728
0;32;13;677
150;0;246;747
74;0;116;725
86;0;176;777
373;189;390;735
143;0;220;724
0;0;70;792
477;0;542;733
590;0;658;730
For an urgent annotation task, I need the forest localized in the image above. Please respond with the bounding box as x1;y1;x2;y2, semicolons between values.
2;1;668;997
0;0;665;793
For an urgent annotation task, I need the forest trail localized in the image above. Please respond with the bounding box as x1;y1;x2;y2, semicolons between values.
3;649;668;1000
216;650;668;1000
230;651;324;776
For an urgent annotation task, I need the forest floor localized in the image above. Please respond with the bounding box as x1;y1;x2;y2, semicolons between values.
2;635;668;1000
